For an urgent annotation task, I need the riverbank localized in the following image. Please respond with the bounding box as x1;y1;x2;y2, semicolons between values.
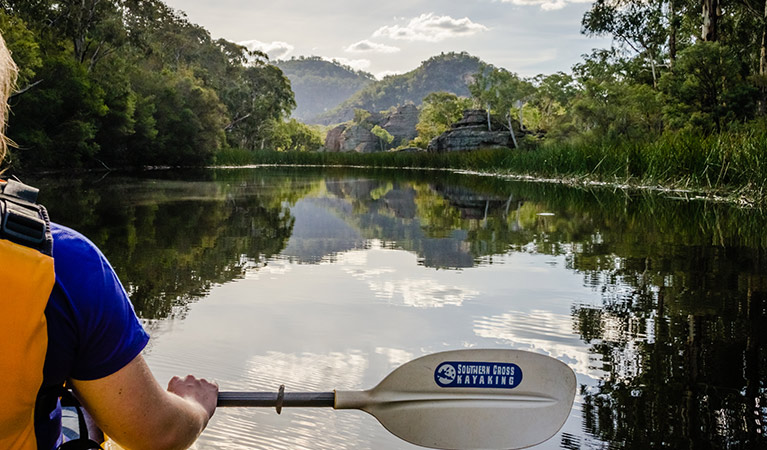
215;122;767;208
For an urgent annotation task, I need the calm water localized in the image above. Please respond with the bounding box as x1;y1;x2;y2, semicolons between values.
33;167;767;449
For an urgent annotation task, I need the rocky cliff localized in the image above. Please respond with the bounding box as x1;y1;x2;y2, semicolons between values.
382;104;419;146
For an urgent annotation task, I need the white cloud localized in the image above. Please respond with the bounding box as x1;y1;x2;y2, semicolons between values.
373;13;488;42
345;39;401;54
498;0;592;11
237;39;295;60
375;70;403;80
331;57;372;71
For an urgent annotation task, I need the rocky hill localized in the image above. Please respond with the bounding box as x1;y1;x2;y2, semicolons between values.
312;52;483;125
275;57;375;122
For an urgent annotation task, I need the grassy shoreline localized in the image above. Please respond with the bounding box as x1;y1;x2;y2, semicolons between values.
215;124;767;208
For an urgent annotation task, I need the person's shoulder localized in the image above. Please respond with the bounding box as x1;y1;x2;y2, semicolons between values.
50;222;116;297
49;223;149;381
51;222;102;260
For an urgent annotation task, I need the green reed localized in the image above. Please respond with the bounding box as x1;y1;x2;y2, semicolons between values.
216;121;767;205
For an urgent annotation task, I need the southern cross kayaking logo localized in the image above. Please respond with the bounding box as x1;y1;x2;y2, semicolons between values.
434;361;522;389
436;363;457;385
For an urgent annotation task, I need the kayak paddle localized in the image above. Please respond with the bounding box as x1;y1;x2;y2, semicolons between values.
218;349;576;450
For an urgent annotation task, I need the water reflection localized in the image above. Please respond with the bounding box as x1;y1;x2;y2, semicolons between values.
338;244;480;308
30;168;767;449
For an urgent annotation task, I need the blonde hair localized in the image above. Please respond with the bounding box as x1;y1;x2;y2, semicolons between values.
0;32;18;171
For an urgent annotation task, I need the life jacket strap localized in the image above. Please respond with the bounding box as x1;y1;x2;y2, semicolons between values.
0;178;53;254
57;390;103;450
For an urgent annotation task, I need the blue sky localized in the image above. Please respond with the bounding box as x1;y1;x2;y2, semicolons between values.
161;0;610;79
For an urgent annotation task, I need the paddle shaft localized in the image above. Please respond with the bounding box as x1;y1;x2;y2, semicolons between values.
217;391;335;408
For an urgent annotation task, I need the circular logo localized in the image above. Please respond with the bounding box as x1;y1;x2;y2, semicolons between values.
435;363;457;385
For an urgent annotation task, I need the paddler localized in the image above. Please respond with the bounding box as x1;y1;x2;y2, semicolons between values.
0;31;218;450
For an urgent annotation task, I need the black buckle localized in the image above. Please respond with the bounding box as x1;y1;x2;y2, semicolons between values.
1;201;46;246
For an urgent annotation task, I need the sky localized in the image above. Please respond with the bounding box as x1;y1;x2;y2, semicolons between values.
160;0;611;80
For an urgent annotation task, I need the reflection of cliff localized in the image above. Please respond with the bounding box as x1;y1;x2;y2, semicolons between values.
292;179;515;268
431;184;511;220
280;199;365;263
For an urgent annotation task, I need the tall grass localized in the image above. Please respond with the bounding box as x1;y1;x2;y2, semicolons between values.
215;120;767;204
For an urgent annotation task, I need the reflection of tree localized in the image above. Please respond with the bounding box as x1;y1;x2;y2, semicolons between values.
574;246;767;448
35;173;308;319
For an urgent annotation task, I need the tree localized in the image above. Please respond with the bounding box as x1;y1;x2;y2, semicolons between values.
526;72;578;134
702;0;721;41
659;41;758;131
0;10;42;88
221;62;295;151
270;119;323;152
8;54;108;168
413;92;472;148
469;64;534;140
582;0;668;88
370;125;394;151
762;1;767;114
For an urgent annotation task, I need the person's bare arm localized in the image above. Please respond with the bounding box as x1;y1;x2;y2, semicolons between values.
70;354;218;450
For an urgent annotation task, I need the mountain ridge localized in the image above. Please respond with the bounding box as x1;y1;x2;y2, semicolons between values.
277;52;484;125
275;56;376;122
312;52;483;125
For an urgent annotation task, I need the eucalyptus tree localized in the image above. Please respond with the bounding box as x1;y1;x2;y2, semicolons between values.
582;0;668;88
468;63;534;143
525;72;578;135
4;0;128;71
221;60;295;151
413;91;473;148
370;125;394;151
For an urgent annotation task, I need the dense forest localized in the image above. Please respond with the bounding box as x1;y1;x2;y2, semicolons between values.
0;0;321;170
275;57;375;122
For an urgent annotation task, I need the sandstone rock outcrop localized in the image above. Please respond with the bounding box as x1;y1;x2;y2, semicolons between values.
324;104;419;152
324;125;345;152
324;123;379;152
382;103;419;146
427;109;514;153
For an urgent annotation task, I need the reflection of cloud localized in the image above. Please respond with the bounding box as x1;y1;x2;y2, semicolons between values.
498;0;593;10
375;347;413;368
210;352;372;450
337;247;372;267
373;13;488;42
243;351;368;392
244;258;292;279
238;39;294;60
345;40;400;53
474;310;604;379
369;278;478;308
339;245;478;308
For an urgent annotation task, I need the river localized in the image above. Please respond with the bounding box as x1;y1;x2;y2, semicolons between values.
31;167;767;449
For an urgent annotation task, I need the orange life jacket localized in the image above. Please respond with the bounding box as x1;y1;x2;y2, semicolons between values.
0;178;56;450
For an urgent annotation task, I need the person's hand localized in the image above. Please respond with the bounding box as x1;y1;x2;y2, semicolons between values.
167;375;219;420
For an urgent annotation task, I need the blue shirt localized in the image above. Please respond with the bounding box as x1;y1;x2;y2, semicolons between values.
36;223;150;449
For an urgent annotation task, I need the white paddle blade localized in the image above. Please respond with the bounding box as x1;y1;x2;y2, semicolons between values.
335;349;575;450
